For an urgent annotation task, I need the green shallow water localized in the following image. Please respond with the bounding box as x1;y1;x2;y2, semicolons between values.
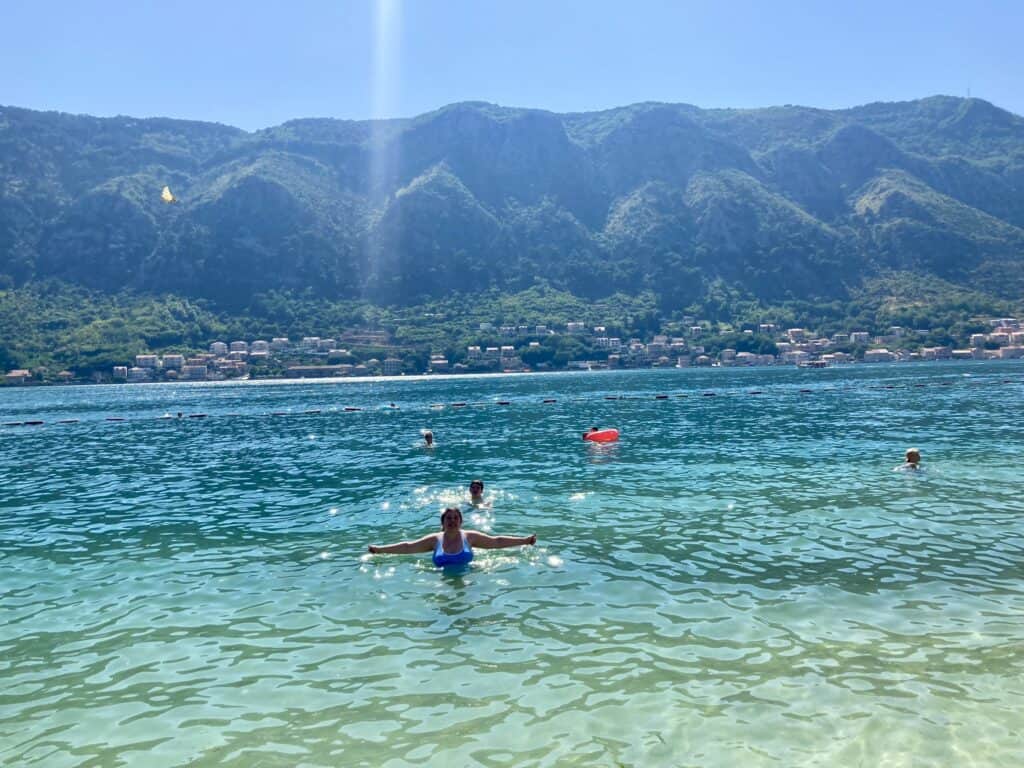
2;362;1023;767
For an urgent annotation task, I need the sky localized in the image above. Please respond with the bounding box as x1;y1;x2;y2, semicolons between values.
1;0;1021;131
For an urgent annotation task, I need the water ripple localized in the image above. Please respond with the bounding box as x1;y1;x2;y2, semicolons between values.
2;363;1024;766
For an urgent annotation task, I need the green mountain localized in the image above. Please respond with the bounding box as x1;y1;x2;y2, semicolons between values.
3;96;1023;311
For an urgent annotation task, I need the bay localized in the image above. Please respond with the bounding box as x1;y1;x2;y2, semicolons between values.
2;362;1023;767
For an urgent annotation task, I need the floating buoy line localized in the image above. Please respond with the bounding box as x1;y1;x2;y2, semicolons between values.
1;375;1021;430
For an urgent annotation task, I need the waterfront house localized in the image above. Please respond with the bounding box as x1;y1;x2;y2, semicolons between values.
921;346;953;360
863;349;896;362
5;369;31;385
182;365;208;381
162;354;185;370
383;358;402;376
210;341;228;356
135;354;159;369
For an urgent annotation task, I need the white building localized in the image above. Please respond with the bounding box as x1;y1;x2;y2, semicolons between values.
270;337;290;351
135;354;159;368
251;340;270;354
229;341;248;353
864;348;896;362
162;354;185;370
850;332;871;344
128;366;151;381
383;358;403;376
210;341;228;356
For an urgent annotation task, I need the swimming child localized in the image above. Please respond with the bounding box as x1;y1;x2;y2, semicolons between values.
367;507;536;568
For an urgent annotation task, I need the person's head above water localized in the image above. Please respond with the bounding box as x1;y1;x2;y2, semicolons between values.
440;507;463;531
423;430;434;446
469;479;485;501
905;447;921;466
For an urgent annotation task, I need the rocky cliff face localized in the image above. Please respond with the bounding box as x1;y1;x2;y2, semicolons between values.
2;96;1023;306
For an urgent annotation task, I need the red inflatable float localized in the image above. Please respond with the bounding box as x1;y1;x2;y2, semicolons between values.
583;428;619;443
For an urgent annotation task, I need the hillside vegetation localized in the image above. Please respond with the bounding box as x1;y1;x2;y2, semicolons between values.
1;96;1023;373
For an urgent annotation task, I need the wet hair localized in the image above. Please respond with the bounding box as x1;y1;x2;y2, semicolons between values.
423;430;433;444
440;507;463;526
469;479;484;491
905;447;921;461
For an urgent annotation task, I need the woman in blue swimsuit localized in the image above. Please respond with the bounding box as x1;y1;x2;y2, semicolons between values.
368;507;536;567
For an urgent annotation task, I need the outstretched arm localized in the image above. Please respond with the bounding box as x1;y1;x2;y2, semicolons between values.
368;533;437;555
466;531;537;549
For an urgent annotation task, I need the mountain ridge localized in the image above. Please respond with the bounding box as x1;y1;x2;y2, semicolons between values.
2;95;1023;310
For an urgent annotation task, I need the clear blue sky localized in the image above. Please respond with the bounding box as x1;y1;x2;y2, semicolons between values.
2;0;1021;130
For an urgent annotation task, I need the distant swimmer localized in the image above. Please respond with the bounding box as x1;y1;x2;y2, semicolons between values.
367;507;536;568
897;447;922;471
468;479;487;506
423;429;434;447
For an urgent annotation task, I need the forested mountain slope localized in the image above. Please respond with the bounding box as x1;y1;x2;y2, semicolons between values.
2;96;1023;311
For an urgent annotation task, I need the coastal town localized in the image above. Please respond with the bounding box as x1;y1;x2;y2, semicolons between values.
5;317;1022;385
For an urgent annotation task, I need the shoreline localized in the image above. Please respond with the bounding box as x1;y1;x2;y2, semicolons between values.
4;356;1024;389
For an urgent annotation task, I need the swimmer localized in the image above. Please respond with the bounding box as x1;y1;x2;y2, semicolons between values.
367;507;536;568
583;426;599;439
897;447;922;471
423;430;434;447
468;479;487;506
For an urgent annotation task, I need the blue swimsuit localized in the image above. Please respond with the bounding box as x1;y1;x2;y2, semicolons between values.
433;533;473;568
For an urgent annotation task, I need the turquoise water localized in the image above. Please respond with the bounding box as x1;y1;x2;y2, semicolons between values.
2;363;1024;767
